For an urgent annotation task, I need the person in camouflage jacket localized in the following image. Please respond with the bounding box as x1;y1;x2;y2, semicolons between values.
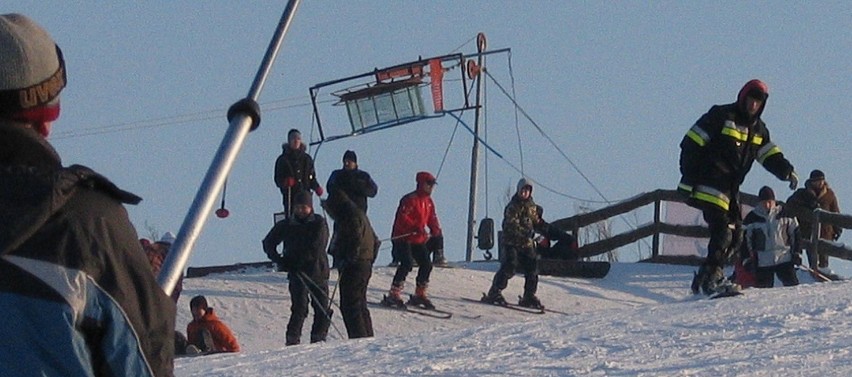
482;178;547;309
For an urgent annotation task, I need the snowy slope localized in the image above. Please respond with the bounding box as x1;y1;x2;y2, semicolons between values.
174;262;852;376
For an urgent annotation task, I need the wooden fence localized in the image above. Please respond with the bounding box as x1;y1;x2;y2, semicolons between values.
549;189;760;260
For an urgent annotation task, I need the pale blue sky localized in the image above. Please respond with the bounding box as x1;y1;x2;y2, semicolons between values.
6;2;851;269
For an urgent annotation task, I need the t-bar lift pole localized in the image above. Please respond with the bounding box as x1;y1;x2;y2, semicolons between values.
158;0;302;295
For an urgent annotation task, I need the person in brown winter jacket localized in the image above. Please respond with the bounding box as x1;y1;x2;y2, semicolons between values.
785;169;842;273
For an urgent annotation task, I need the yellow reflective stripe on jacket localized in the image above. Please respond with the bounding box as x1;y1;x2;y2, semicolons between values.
685;124;711;147
677;182;693;193
757;142;782;163
721;120;762;145
692;185;730;211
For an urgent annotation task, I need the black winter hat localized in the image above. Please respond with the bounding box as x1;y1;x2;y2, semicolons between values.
189;295;208;310
343;150;357;163
758;186;775;201
809;169;825;181
293;190;313;207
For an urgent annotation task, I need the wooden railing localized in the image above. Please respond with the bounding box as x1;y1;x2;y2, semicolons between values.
549;189;760;260
809;209;852;264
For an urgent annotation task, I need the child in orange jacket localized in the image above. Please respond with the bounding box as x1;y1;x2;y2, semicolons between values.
186;296;241;353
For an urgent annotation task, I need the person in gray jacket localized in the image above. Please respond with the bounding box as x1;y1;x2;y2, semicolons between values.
743;186;800;288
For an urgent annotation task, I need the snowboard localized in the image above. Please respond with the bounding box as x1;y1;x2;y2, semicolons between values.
538;259;611;278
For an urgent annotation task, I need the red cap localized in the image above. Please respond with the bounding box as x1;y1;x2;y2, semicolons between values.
416;171;436;185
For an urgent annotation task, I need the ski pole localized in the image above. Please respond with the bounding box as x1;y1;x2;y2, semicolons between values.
295;272;345;341
158;0;302;295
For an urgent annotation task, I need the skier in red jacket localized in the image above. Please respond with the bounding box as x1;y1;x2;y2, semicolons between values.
382;172;443;309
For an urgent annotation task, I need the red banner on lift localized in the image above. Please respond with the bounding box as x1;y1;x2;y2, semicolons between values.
430;58;443;112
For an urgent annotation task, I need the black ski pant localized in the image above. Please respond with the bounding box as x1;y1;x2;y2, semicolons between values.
339;259;374;339
391;240;432;287
755;262;799;288
491;244;539;298
700;204;743;271
286;272;330;345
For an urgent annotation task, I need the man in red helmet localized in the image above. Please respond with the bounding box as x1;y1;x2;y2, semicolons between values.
382;172;443;309
678;79;798;296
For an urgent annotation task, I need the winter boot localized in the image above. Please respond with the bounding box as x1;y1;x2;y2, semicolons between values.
518;294;543;310
407;283;435;309
381;283;405;308
481;287;507;306
691;264;710;295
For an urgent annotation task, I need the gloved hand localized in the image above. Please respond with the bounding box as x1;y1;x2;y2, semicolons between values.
315;185;324;196
284;177;297;188
792;252;802;267
834;228;842;241
786;171;799;190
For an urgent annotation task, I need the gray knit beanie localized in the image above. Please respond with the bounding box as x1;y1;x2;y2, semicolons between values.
0;14;65;116
517;178;533;193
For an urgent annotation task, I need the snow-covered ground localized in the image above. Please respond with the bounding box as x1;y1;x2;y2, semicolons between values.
174;262;852;376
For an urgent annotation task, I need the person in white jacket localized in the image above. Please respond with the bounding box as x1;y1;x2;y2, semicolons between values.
743;186;800;288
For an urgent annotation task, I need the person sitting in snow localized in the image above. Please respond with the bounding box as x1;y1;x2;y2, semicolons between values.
533;205;580;261
741;186;800;288
186;295;241;354
482;178;548;309
262;190;331;345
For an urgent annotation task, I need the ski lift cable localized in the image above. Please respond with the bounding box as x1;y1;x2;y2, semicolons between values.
483;69;612;204
444;111;612;203
51;96;328;140
435;71;479;178
484;70;653;251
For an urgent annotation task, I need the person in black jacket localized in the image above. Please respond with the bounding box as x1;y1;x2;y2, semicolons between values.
326;150;379;268
262;191;331;345
274;129;323;217
678;79;798;295
326;150;377;214
0;14;174;376
321;190;380;339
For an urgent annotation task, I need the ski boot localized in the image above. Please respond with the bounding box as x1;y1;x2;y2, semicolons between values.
381;284;406;308
406;283;435;309
481;288;507;306
518;295;544;310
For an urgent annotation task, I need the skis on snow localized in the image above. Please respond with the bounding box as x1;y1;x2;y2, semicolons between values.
795;265;844;282
461;295;560;315
369;297;453;319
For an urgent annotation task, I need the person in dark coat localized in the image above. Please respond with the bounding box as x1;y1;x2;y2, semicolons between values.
326;150;378;268
482;178;547;309
326;150;378;214
785;169;842;274
677;79;798;295
262;191;331;345
0;14;174;376
321;190;379;339
274;128;323;216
